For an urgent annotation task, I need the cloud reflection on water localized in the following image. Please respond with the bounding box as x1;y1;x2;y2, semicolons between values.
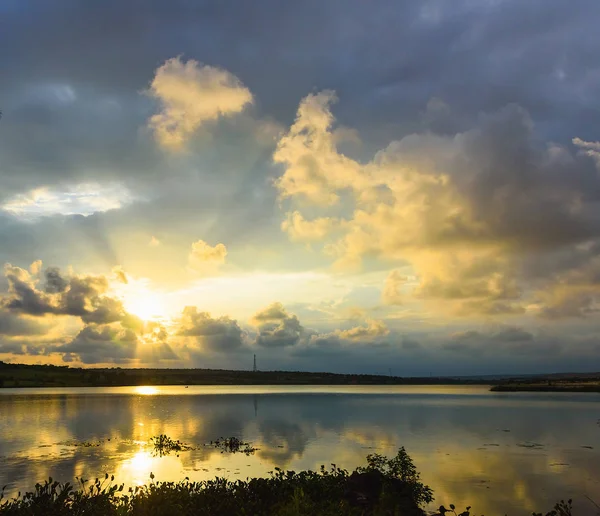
0;387;599;515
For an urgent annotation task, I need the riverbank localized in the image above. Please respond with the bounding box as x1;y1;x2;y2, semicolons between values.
492;381;600;392
0;362;491;388
3;362;600;392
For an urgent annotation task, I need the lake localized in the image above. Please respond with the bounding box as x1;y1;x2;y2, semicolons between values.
0;385;599;515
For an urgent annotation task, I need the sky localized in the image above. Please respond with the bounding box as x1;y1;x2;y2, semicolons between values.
1;0;600;375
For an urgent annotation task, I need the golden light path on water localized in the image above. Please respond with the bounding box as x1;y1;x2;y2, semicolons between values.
135;386;159;396
0;385;599;515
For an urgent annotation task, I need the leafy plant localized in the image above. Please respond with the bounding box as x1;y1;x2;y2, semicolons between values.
150;434;192;456
356;446;434;506
209;436;257;455
532;499;573;516
439;503;473;516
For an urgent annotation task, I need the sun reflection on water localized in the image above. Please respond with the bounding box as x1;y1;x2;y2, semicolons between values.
1;388;600;515
135;386;158;395
127;450;154;485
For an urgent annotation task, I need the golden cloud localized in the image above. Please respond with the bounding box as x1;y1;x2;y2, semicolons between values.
147;57;253;151
188;240;227;275
275;93;600;318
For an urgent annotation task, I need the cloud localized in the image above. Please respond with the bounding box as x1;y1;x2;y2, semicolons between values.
2;263;127;324
306;318;390;350
1;183;135;219
0;311;50;337
490;327;534;343
444;325;538;356
337;319;389;340
534;251;600;319
0;262;179;364
251;302;304;348
401;337;421;350
382;270;407;305
29;260;43;275
147;57;253;151
188;240;228;275
149;236;161;247
46;318;177;365
2;0;600;373
59;324;138;364
281;211;340;242
275;93;600;317
112;266;128;284
273;91;366;205
178;306;244;352
44;266;71;294
3;264;56;315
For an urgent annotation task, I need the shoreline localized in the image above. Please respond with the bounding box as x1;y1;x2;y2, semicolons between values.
0;362;492;389
491;383;600;393
2;362;600;392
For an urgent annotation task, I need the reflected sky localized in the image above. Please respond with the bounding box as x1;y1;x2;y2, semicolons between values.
0;386;599;515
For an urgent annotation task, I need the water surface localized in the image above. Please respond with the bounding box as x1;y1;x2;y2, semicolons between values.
1;385;599;515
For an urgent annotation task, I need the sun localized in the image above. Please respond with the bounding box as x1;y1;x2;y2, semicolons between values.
123;290;166;321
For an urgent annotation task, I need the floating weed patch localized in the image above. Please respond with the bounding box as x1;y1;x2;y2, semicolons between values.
150;435;192;456
516;441;544;449
59;440;104;448
208;436;257;455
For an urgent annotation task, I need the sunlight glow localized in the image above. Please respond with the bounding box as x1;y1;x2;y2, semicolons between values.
1;183;135;218
123;449;155;486
125;293;166;321
136;386;158;395
118;279;169;321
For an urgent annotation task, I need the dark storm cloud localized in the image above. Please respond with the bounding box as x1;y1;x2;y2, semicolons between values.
2;264;128;325
178;306;245;352
442;326;555;358
252;303;305;348
0;310;48;336
2;0;599;193
52;320;175;365
59;324;138;365
448;327;534;345
375;105;600;253
4;0;599;136
401;338;421;351
44;267;69;293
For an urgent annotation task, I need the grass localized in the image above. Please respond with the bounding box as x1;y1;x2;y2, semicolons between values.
0;448;579;516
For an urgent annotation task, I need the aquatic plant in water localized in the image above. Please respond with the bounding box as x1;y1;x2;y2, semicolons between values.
150;434;192;456
208;436;257;455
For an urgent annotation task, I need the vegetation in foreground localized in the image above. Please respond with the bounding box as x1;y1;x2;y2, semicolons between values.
0;448;576;516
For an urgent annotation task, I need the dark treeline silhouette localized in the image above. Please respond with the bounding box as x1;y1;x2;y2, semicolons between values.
0;362;491;388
